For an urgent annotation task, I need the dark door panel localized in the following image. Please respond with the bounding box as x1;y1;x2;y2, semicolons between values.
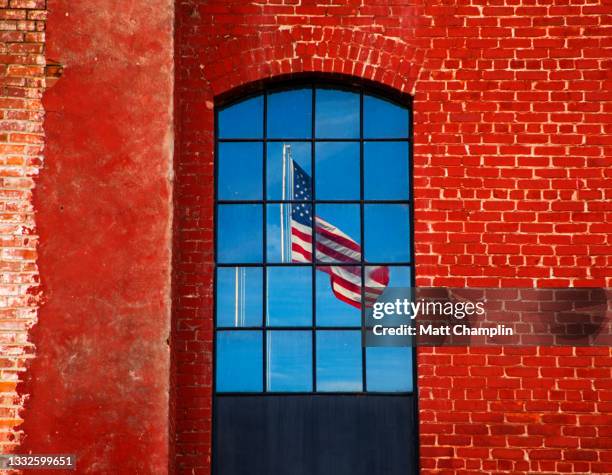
214;395;417;475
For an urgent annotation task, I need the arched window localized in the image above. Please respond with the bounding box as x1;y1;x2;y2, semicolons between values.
215;80;414;394
213;79;417;475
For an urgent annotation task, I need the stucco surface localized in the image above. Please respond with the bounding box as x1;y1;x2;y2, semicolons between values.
18;1;174;472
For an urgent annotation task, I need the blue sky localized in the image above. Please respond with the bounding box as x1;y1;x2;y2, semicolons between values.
216;88;413;392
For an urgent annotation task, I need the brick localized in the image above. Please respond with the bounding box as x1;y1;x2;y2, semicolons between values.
1;0;44;456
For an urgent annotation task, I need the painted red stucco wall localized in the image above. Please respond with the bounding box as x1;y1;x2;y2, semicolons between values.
174;1;612;474
16;0;175;472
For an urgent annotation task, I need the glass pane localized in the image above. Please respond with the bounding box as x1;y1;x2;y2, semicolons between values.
364;142;409;200
218;96;263;139
216;267;262;327
267;89;312;139
364;204;410;263
267;204;312;263
315;204;361;264
365;265;411;303
315;89;360;138
363;94;409;139
316;266;362;327
365;266;413;338
267;142;311;200
266;331;312;391
386;266;411;287
217;204;262;263
218;142;262;200
316;331;362;392
366;347;413;392
266;267;312;326
363;264;391;309
315;142;360;200
216;331;262;392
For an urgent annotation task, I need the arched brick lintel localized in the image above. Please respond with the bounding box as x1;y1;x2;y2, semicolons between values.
200;28;426;99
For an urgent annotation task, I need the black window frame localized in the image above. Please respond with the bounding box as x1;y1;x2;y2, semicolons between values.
213;77;416;396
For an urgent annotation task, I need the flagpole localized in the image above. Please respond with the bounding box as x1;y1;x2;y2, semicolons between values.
280;144;287;263
234;266;239;327
285;145;292;261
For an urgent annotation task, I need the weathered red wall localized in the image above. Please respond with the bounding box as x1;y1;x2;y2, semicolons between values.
174;1;612;474
17;0;175;472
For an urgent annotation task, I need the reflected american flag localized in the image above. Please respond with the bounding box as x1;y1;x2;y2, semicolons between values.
288;159;389;308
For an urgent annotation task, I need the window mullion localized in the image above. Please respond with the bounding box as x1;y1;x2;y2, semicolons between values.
311;84;317;393
262;91;268;393
359;88;367;393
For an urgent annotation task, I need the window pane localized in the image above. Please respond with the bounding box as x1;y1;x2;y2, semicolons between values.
216;331;262;392
267;267;312;326
267;204;312;263
364;94;409;139
364;142;409;200
316;331;362;392
315;142;360;200
387;266;412;287
366;347;413;392
315;204;361;264
364;204;410;262
267;89;312;139
217;204;262;263
267;142;311;200
218;96;263;139
216;267;262;327
316;266;361;327
365;266;413;338
218;142;263;200
315;89;360;138
266;331;312;391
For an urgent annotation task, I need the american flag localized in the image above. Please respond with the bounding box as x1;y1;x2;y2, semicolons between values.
287;159;389;308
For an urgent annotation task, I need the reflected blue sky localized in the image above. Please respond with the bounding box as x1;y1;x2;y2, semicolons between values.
315;142;360;200
219;96;263;139
317;331;362;392
216;88;412;393
216;267;262;327
364;204;411;262
364;94;409;138
267;267;312;326
364;142;409;200
267;89;312;138
267;331;312;391
315;89;359;138
366;347;413;391
218;142;262;200
217;331;262;391
217;205;262;263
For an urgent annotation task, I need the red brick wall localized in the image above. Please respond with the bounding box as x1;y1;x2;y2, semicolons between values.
0;0;45;452
175;1;612;474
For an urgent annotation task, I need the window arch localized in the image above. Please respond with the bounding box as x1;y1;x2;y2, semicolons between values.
214;79;414;394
